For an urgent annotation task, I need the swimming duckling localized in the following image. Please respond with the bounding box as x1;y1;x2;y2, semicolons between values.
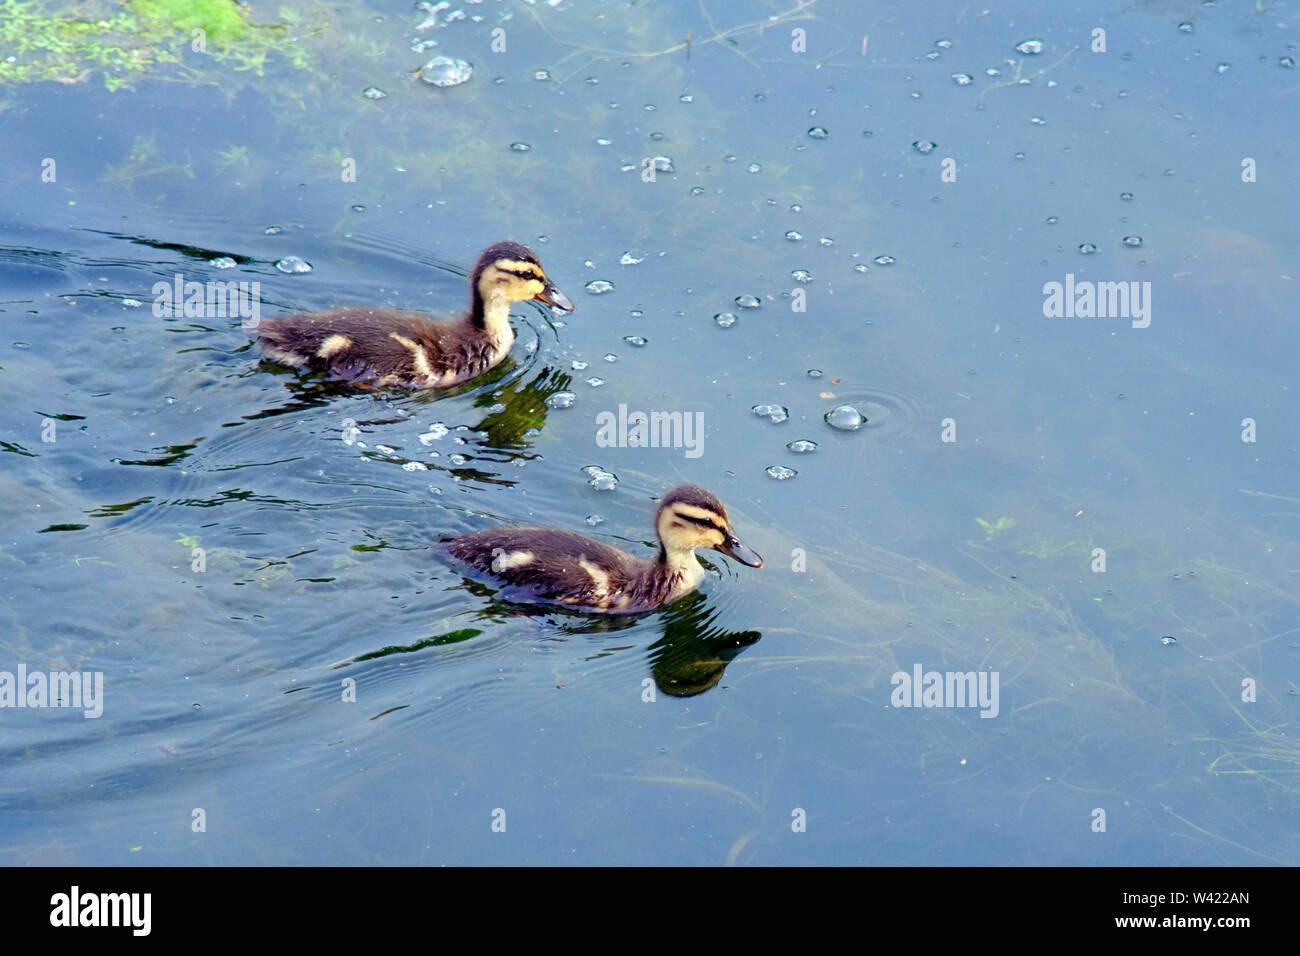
447;485;763;613
254;240;574;388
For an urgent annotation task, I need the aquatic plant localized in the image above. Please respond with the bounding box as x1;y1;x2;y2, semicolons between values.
0;0;322;90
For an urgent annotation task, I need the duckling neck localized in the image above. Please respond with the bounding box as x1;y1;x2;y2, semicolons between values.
471;287;515;354
654;545;705;597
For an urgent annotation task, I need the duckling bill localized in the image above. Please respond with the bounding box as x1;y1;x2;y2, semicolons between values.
447;485;763;613
254;240;573;389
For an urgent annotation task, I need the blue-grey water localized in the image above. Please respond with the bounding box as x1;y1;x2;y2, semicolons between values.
1;0;1297;865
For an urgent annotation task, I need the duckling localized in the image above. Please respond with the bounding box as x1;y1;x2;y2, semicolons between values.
447;485;763;613
254;240;574;388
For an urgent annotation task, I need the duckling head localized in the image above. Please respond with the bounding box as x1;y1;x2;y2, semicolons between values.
655;485;764;568
473;240;575;313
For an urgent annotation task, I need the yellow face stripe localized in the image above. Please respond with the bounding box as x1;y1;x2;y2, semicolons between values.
492;258;545;281
670;504;727;529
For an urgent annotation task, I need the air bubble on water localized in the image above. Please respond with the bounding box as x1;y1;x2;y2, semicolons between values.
210;256;236;269
825;404;865;431
786;230;803;241
765;465;797;480
752;404;789;424
808;126;829;139
362;86;388;99
714;312;737;328
586;377;605;387
403;461;427;471
275;256;312;274
735;294;761;309
619;251;644;265
546;391;576;409
951;73;973;85
419;423;449;444
583;466;619;491
1015;39;1044;55
913;140;937;154
1122;236;1143;247
585;280;615;294
509;142;531;152
791;269;813;283
1078;243;1097;255
624;335;648;347
786;439;818;453
873;255;896;266
585;514;605;526
420;56;473;87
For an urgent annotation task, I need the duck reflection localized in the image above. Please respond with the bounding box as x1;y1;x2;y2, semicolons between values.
238;361;573;485
451;587;761;697
646;592;761;696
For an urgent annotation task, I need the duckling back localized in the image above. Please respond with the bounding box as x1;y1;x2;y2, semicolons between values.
447;528;682;613
256;308;505;389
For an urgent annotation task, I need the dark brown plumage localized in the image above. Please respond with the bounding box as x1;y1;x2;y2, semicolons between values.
446;485;763;613
254;241;573;389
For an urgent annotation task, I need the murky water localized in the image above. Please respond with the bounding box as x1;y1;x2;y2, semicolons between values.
2;0;1297;865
